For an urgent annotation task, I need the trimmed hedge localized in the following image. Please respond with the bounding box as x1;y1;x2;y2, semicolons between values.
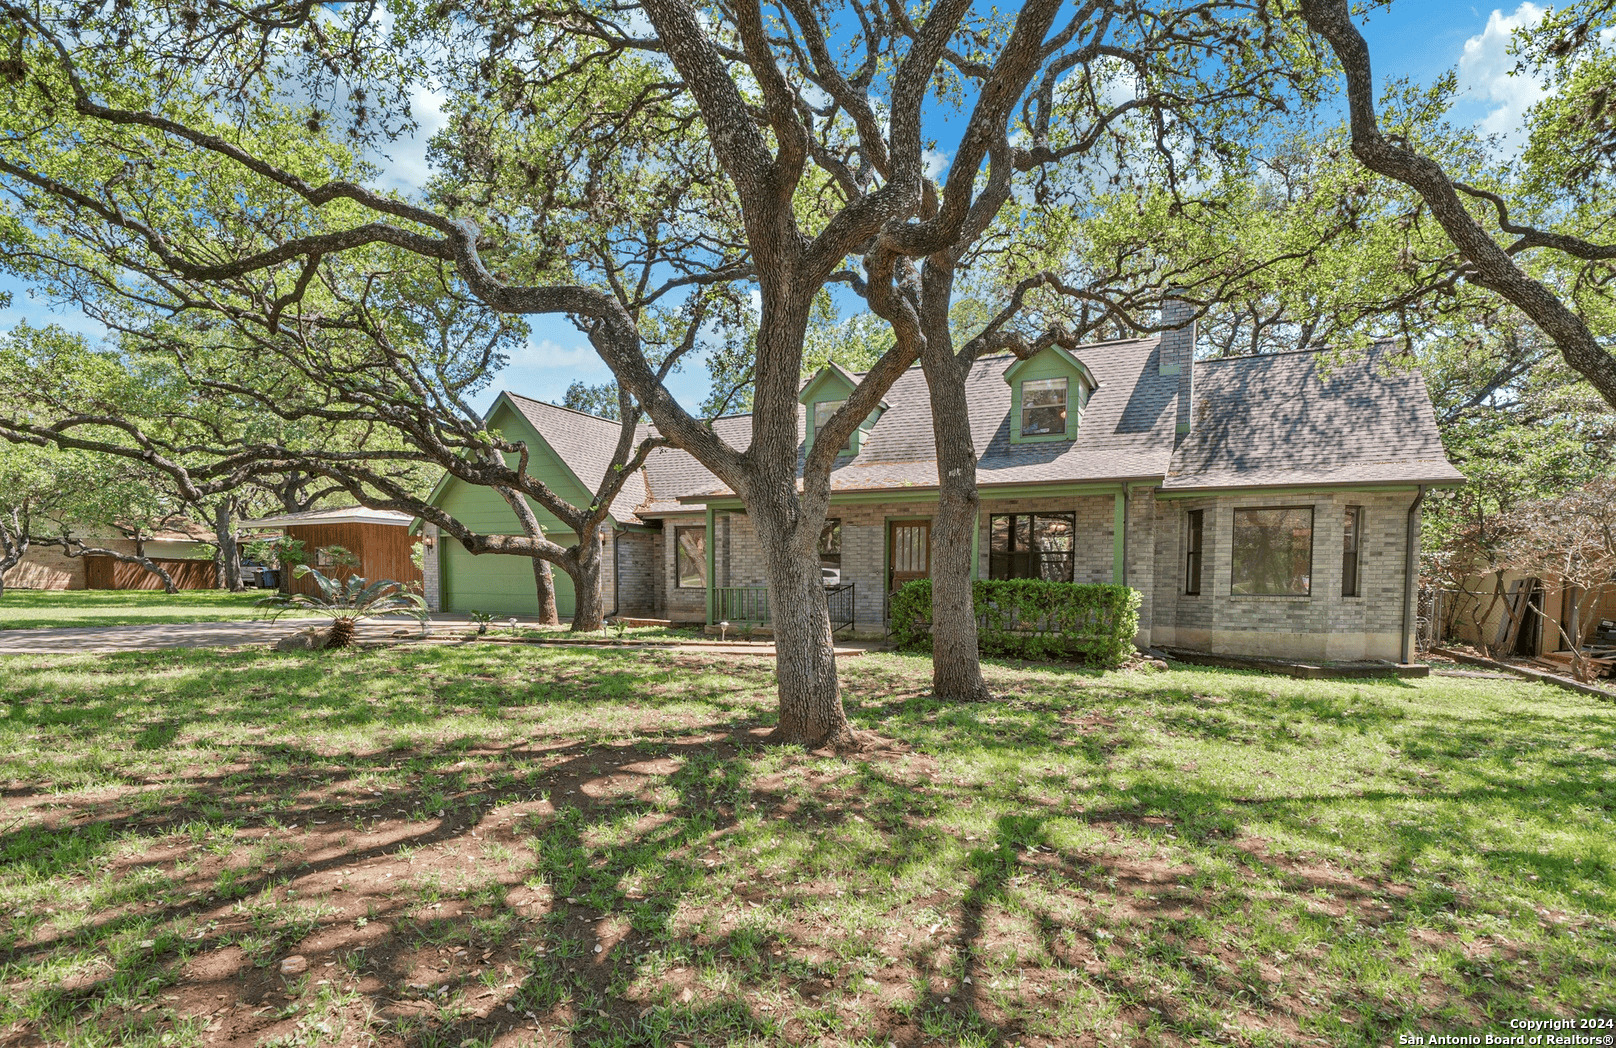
889;579;1141;666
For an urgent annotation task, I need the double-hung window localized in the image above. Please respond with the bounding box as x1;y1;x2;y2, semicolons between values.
674;526;706;589
819;519;842;571
1020;378;1069;437
812;400;851;452
1184;509;1204;596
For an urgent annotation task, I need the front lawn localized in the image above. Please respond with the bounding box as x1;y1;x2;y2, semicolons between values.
0;589;287;630
0;646;1611;1047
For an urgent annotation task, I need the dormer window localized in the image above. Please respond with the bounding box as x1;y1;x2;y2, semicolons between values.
813;399;851;452
799;362;888;455
1020;378;1068;436
1004;346;1095;444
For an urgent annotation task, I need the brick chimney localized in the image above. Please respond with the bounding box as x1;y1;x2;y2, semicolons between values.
1157;294;1197;437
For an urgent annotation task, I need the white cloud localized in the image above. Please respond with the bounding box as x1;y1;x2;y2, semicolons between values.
371;83;449;195
1456;3;1548;145
922;148;950;180
504;336;609;373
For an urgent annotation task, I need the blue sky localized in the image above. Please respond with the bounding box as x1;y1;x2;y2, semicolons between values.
0;1;1550;414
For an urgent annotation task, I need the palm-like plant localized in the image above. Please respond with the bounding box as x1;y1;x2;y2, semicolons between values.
256;567;429;648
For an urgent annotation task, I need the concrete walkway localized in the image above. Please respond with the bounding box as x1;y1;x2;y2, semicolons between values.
0;618;877;657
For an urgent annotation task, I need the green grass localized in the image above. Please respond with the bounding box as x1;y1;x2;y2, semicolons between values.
0;588;295;630
0;644;1611;1047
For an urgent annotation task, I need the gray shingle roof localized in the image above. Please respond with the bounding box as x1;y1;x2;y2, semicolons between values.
499;339;1460;517
773;338;1181;495
503;394;651;524
1164;349;1464;490
638;415;753;515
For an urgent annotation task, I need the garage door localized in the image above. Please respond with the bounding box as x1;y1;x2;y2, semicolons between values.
442;541;575;618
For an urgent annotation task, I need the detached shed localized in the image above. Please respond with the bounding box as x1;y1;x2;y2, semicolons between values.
243;507;422;597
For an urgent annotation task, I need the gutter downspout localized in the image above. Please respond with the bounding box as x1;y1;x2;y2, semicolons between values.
1402;486;1427;664
607;527;621;621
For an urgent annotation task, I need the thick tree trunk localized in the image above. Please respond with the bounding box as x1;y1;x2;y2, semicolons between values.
752;492;855;749
213;500;243;592
917;263;991;702
920;351;991;702
0;509;27;599
532;556;559;625
570;535;604;632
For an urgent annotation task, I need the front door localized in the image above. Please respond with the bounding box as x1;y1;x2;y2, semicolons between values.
888;520;931;594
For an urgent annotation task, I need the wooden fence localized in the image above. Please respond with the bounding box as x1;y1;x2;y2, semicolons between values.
84;555;218;591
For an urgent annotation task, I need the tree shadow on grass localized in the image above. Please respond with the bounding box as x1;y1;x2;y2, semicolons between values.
2;649;1612;1046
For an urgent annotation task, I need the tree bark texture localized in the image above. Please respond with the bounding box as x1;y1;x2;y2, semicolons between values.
0;505;29;599
752;489;855;750
570;532;605;633
213;499;244;592
531;556;559;626
918;269;991;702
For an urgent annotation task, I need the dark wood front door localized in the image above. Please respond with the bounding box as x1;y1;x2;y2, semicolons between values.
889;520;931;593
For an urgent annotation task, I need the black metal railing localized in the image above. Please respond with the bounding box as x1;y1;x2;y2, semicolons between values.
826;582;855;633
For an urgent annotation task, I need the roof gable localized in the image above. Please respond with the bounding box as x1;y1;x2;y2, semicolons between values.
798;363;859;404
1003;345;1100;391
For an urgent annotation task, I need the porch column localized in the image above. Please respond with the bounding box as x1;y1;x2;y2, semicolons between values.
705;503;716;625
1112;490;1126;583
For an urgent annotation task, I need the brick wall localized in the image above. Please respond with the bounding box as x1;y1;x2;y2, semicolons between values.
421;525;441;611
662;512;709;623
2;545;87;590
1148;490;1418;661
1125;487;1157;644
611;529;658;617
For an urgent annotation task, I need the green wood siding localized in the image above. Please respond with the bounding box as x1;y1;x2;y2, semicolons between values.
801;367;885;456
430;398;595;617
1006;350;1089;444
442;536;576;617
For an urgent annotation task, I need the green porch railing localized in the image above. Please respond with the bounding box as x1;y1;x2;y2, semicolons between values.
711;583;857;632
714;586;770;626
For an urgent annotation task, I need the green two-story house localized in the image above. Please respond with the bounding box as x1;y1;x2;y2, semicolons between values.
416;310;1463;662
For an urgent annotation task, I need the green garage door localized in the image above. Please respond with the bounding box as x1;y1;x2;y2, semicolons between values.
442;541;575;618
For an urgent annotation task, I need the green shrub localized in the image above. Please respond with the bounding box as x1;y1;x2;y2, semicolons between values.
889;579;1141;666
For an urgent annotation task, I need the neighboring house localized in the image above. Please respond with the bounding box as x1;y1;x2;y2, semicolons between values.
2;527;211;590
1441;572;1616;658
418;308;1464;661
240;507;421;596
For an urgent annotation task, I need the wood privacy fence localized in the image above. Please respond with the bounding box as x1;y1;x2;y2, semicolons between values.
284;522;421;597
84;555;218;591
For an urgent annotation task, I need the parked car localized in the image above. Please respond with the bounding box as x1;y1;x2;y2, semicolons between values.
822;567;841;586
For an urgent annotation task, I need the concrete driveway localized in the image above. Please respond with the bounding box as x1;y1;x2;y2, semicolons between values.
0;618;445;655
